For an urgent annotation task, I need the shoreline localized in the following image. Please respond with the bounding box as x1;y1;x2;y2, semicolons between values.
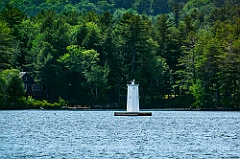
0;107;239;111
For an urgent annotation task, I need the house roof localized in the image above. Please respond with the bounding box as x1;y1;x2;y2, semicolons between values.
20;72;28;77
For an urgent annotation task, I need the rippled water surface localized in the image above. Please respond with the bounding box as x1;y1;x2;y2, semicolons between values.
0;110;240;159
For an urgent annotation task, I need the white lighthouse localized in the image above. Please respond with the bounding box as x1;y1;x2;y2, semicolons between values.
127;79;139;112
114;79;152;116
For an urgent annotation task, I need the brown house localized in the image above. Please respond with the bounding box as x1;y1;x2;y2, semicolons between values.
20;72;43;99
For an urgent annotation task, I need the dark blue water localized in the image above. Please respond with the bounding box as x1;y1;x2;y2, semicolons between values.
0;110;240;159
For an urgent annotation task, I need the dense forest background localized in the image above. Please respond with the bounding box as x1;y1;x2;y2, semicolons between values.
0;0;240;109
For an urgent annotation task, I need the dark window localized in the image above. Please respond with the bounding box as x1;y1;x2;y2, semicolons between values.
23;76;28;81
32;84;42;91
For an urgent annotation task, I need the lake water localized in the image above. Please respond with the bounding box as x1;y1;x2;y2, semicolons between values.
0;110;240;159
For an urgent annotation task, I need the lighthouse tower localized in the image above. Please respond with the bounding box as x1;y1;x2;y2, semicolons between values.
127;79;139;112
114;79;152;116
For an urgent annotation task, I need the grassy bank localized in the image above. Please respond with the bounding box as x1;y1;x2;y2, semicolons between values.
0;97;67;110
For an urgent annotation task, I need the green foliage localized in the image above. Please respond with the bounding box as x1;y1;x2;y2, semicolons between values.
0;4;26;29
25;97;67;109
0;69;24;107
183;0;215;26
0;20;15;70
57;45;109;104
83;64;110;103
0;0;9;12
190;79;205;108
1;0;240;109
0;74;7;104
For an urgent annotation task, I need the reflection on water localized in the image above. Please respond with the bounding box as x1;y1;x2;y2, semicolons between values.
0;110;240;159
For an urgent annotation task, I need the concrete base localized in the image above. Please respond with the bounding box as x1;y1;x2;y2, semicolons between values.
114;112;152;116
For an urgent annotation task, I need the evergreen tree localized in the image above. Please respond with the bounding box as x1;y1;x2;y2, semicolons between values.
0;21;15;70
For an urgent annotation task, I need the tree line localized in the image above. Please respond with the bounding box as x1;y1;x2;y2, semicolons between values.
0;0;240;109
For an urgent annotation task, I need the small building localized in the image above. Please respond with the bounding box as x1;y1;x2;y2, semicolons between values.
20;72;43;99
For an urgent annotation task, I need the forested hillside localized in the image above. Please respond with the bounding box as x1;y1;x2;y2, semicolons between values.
0;0;240;109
